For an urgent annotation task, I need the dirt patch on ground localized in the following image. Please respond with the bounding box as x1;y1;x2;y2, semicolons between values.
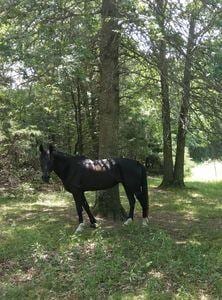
150;211;195;241
150;210;222;242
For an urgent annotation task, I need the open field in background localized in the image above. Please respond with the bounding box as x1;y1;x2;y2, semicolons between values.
190;160;222;182
0;176;222;299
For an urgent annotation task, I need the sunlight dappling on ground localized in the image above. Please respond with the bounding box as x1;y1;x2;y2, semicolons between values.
0;179;222;299
190;160;222;182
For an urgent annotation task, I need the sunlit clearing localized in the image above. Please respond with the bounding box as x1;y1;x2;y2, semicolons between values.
190;160;222;182
37;192;70;206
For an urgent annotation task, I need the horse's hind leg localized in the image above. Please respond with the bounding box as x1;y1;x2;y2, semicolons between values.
124;187;136;225
135;190;149;226
81;193;97;228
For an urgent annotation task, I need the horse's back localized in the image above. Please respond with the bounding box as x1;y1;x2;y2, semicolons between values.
68;157;120;191
65;156;144;192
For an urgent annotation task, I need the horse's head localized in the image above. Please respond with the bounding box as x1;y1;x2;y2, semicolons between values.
39;144;54;183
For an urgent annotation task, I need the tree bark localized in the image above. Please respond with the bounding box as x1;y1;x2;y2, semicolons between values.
79;80;99;158
159;39;174;187
70;78;83;155
173;14;196;187
156;0;174;188
94;0;126;220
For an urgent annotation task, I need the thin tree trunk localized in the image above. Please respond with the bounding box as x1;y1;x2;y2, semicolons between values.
159;39;174;187
70;78;83;155
94;0;126;220
79;80;99;158
156;0;174;188
173;14;196;187
90;93;99;158
76;77;83;154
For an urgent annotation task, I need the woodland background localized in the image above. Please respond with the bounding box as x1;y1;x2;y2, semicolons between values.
1;1;222;299
0;0;222;187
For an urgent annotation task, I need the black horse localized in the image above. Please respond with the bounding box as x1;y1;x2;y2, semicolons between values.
39;144;149;232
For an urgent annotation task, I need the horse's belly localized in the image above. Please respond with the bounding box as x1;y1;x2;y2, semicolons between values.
82;172;118;191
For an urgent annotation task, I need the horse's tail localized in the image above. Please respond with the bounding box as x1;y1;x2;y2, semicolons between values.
140;164;149;217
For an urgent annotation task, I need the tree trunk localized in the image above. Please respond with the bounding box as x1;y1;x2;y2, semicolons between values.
156;0;174;188
70;78;83;155
173;14;196;187
79;80;99;158
159;39;174;187
94;0;126;220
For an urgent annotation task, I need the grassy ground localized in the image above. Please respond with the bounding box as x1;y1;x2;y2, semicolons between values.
0;179;221;299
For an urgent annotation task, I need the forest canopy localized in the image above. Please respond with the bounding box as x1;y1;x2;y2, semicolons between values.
0;0;222;187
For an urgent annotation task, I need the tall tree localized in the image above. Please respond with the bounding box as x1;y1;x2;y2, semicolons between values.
173;12;196;187
94;0;126;219
155;0;174;187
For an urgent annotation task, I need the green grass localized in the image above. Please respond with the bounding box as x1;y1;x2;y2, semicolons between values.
0;179;221;299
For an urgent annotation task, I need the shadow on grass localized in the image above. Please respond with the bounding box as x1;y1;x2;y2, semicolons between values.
1;220;221;299
0;181;222;299
149;181;222;242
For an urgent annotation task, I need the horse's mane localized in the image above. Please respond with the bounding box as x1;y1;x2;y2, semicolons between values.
53;151;87;160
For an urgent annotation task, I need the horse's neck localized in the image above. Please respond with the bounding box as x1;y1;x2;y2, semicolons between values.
53;153;69;181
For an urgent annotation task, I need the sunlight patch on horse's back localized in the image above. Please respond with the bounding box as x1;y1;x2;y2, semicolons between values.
83;159;115;172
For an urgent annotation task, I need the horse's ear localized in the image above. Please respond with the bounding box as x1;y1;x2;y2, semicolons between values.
39;144;44;153
49;144;55;154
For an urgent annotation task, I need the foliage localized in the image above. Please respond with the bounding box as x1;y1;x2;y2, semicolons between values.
0;0;222;181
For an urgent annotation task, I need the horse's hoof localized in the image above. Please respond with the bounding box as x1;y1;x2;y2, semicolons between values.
142;218;149;227
90;223;97;229
75;223;85;233
124;218;133;226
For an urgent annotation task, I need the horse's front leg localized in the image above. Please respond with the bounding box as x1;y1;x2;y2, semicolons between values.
73;191;85;233
81;193;97;228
